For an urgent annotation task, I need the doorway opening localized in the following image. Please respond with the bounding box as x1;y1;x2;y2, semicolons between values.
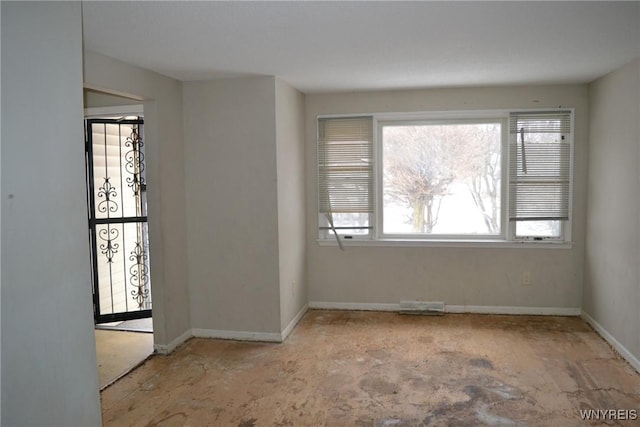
84;89;154;388
86;116;152;324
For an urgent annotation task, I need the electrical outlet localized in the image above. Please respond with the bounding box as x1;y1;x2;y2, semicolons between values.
522;271;532;286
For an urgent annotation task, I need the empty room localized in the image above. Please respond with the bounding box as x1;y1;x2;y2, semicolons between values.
2;1;640;426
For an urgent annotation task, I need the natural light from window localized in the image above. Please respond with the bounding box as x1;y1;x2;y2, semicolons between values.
317;110;572;245
381;122;502;237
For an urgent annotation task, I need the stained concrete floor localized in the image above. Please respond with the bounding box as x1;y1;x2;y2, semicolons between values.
95;329;154;389
101;310;640;426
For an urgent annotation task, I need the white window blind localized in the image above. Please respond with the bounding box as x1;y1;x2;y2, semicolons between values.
318;117;374;216
508;111;571;221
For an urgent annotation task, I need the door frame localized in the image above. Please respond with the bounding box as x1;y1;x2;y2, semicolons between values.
85;105;152;324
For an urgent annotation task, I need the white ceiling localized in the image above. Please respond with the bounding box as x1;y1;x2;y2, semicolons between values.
82;1;640;93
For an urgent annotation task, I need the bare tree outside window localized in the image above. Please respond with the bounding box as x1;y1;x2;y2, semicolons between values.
383;125;455;233
451;123;502;233
382;122;501;235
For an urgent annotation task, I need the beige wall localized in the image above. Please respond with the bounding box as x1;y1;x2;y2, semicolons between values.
305;85;589;310
83;50;191;349
183;77;307;336
584;58;640;362
183;77;282;334
1;2;102;425
275;79;308;331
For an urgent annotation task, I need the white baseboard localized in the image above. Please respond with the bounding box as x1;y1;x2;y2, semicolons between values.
153;303;584;356
309;301;581;316
446;305;581;316
281;304;309;341
309;301;400;311
153;310;309;354
154;329;191;355
581;311;640;374
192;328;282;343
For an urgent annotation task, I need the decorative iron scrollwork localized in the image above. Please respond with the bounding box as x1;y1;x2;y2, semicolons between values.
129;241;150;309
88;118;152;321
125;127;145;197
97;177;119;214
98;226;119;263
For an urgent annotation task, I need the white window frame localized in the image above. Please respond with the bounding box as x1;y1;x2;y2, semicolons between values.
317;108;574;247
506;110;574;244
376;115;508;241
317;115;375;243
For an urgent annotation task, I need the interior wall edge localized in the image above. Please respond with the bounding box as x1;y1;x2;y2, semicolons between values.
582;311;640;374
281;304;309;341
153;328;192;355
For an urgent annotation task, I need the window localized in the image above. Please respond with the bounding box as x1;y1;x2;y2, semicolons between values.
318;117;373;243
318;110;573;245
508;111;572;241
381;120;503;238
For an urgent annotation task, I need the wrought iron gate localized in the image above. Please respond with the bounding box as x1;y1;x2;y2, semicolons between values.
85;118;152;323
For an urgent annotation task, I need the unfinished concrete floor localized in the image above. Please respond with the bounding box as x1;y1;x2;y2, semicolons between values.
95;329;154;389
101;310;640;426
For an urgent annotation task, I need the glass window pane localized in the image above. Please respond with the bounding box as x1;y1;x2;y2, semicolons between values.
382;122;501;236
515;220;561;238
322;212;370;236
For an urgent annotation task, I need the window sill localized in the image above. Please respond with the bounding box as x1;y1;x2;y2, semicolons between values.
316;238;573;249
